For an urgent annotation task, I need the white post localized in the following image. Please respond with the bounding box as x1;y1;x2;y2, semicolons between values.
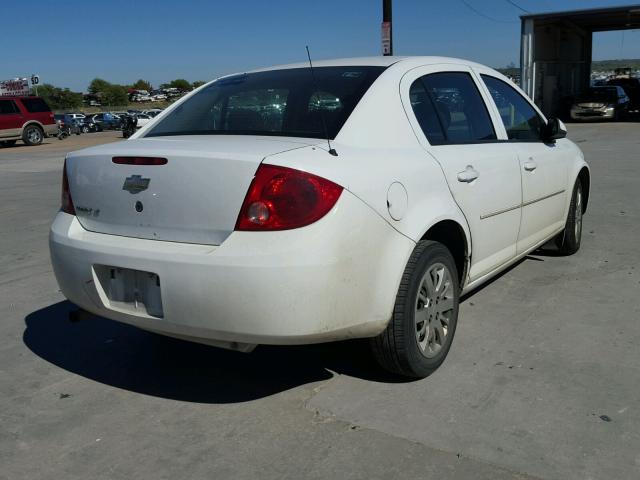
520;18;535;100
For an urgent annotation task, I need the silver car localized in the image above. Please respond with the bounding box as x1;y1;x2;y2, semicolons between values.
570;86;630;121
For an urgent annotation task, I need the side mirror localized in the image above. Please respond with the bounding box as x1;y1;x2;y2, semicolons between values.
542;117;567;142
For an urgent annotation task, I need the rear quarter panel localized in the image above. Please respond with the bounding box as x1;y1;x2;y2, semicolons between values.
267;60;471;279
269;145;468;244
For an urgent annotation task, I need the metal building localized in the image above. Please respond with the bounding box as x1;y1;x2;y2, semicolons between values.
520;4;640;115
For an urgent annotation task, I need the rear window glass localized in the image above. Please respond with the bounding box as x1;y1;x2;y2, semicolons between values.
0;100;19;114
20;97;51;113
146;66;385;139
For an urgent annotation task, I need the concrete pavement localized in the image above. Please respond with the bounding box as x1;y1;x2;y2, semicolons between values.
1;124;639;479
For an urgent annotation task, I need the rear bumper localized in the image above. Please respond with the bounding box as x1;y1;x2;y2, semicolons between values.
43;123;58;136
49;191;414;346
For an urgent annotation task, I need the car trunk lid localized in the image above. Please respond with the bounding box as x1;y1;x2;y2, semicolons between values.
66;135;319;245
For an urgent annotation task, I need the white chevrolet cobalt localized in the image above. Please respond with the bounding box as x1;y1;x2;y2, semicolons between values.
50;57;590;377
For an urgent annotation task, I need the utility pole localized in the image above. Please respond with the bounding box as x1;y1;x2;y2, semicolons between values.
382;0;393;56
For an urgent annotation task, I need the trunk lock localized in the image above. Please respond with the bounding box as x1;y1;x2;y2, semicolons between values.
135;201;143;212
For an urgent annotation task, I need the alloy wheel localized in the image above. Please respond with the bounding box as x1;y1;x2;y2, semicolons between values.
574;185;583;241
27;128;42;144
415;262;455;358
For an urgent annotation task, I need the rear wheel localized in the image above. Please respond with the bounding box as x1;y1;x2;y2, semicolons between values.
1;140;17;147
22;125;44;146
556;180;583;255
371;240;459;378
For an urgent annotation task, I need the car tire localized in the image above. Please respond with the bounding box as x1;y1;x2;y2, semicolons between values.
556;180;583;255
82;125;89;133
371;240;460;378
1;140;17;147
22;125;44;146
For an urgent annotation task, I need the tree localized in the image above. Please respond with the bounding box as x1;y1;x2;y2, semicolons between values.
191;80;206;89
88;78;111;95
167;79;192;91
36;84;83;110
132;79;152;92
101;84;129;106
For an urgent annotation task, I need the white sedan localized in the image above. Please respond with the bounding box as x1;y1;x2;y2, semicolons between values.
134;114;152;128
49;57;589;377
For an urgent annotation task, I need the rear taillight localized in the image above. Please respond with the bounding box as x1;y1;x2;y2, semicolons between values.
235;164;343;231
61;160;75;215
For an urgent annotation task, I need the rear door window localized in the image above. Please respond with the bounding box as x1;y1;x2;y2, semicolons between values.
20;97;51;113
0;100;19;114
410;72;496;145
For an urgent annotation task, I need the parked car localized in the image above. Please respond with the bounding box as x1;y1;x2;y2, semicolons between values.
131;93;153;102
606;77;640;110
88;112;120;130
143;109;163;117
54;114;65;128
569;86;630;121
0;96;57;146
59;114;85;133
50;57;590;378
65;112;86;122
135;113;152;127
80;116;103;133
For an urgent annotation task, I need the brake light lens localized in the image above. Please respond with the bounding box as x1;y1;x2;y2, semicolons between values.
61;160;76;215
235;164;343;231
112;156;167;165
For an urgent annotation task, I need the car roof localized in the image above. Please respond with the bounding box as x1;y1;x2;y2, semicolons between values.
246;56;489;73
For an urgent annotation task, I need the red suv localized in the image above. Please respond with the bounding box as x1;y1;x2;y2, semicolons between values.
0;96;57;147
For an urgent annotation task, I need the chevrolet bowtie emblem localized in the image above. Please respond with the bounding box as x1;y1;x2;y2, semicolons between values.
122;175;150;194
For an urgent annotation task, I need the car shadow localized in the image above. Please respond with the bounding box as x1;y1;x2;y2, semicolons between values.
24;301;410;404
25;242;567;402
1;140;61;150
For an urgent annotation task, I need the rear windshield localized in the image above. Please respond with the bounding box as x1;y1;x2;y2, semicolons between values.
145;66;385;139
20;97;51;113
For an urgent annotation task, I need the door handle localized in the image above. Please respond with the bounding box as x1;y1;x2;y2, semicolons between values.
457;165;479;183
524;160;537;172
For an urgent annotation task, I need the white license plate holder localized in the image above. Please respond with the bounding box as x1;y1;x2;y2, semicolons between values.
94;265;164;318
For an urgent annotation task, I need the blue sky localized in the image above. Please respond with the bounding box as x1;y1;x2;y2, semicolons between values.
2;0;639;91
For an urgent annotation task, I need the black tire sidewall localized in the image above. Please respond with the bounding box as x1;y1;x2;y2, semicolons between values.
22;126;43;146
400;242;460;377
559;181;582;254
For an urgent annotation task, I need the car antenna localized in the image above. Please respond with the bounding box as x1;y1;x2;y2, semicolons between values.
306;46;338;156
